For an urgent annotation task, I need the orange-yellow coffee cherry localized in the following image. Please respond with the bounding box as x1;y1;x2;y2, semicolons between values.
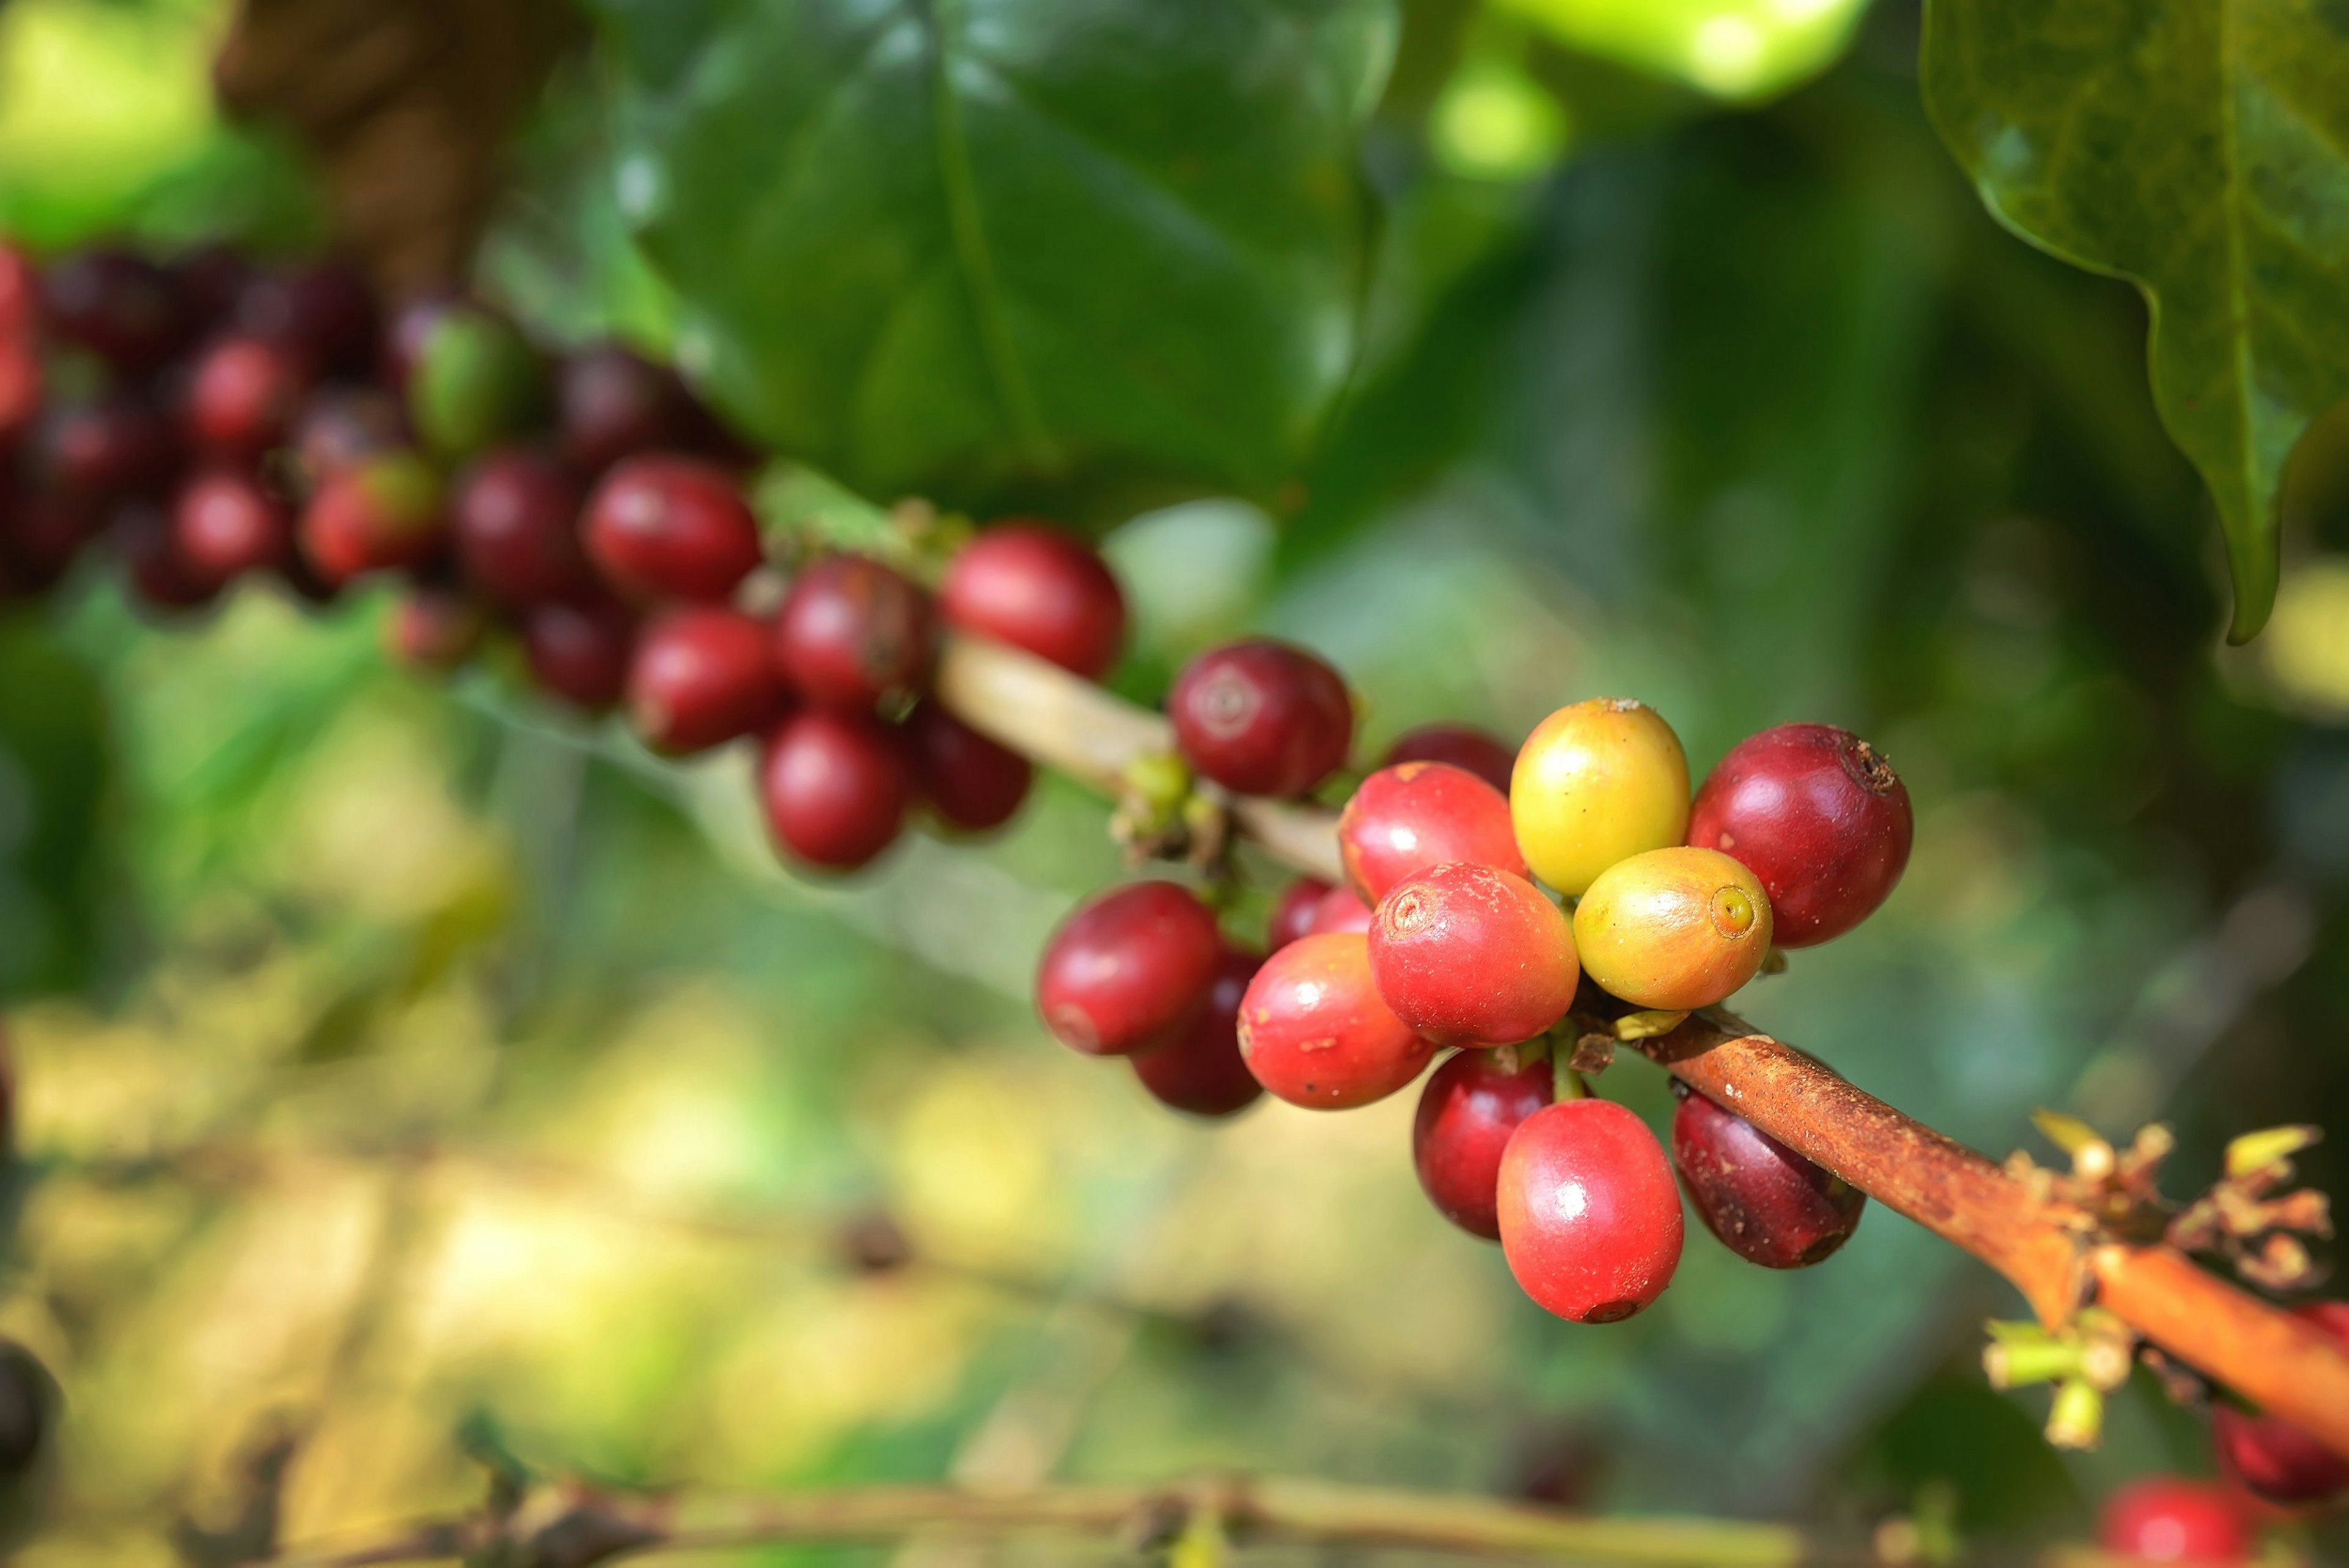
1572;847;1772;1010
1510;699;1690;895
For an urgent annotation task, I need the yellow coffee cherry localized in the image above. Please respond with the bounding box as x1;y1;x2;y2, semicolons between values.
1573;846;1772;1010
1510;698;1690;895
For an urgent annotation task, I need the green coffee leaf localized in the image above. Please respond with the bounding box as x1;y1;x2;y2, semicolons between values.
1922;0;2349;642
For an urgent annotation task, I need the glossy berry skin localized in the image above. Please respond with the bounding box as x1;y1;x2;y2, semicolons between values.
1269;878;1331;951
1574;847;1772;1011
387;586;488;671
2098;1479;2247;1564
1035;881;1223;1057
558;343;690;473
39;399;174;501
1308;885;1375;936
1130;944;1264;1119
774;553;938;710
40;250;185;369
172;469;292;590
760;709;913;871
1687;723;1913;948
451;447;595;607
940;522;1127;679
1340;761;1527;904
1169;639;1353;799
1370;864;1578;1046
584;454;763;603
626;606;789;755
1497;1098;1683;1323
2210;1301;2349;1506
1511;699;1690;897
1383;723;1516;794
523;596;636;711
905;700;1032;833
185;335;306;459
1412;1050;1554;1240
1671;1082;1863;1268
300;453;445;583
1237;933;1435;1110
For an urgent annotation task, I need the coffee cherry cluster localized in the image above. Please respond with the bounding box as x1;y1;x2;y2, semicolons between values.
0;242;1129;879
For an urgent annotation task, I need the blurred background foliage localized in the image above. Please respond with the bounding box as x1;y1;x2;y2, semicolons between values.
0;0;2347;1562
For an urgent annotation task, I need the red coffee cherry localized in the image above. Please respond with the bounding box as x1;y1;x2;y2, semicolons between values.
292;385;407;486
1035;881;1222;1057
40;250;186;369
236;259;378;377
523;594;636;711
2211;1302;2349;1507
172;468;292;590
1130;944;1264;1119
451;447;595;607
1168;639;1352;798
558;342;691;473
940;522;1127;679
905;700;1031;833
1370;863;1579;1046
170;242;254;325
1670;1081;1864;1268
1497;1098;1683;1323
0;245;41;341
300;453;446;584
584;454;764;603
2099;1478;2247;1564
387;586;488;671
1339;761;1526;904
1412;1049;1554;1240
1382;722;1516;794
1308;885;1374;936
774;553;938;710
626;605;789;755
184;335;307;459
1687;723;1913;947
759;708;912;871
1269;877;1330;951
383;292;461;391
0;338;39;449
115;504;218;613
1237;932;1435;1109
38;398;176;501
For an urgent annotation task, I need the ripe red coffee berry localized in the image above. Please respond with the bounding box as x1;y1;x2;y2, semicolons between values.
1340;761;1526;904
904;700;1031;833
116;505;217;613
760;709;913;871
1035;881;1223;1057
558;342;691;473
2099;1478;2247;1564
1370;863;1579;1046
1382;722;1516;794
774;553;938;709
1687;723;1913;948
584;454;763;602
236;259;378;376
523;595;636;711
1308;885;1374;936
1412;1050;1554;1240
2211;1301;2349;1507
40;250;185;369
1670;1081;1865;1268
185;335;307;459
1497;1098;1683;1324
173;469;292;590
300;453;445;583
1237;933;1435;1109
39;398;175;501
1168;639;1352;798
940;522;1127;679
1130;944;1264;1119
626;606;788;755
452;448;595;607
1269;878;1331;951
387;586;488;671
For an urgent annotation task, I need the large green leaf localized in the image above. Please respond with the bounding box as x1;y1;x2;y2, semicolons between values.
587;0;1396;522
1921;0;2349;642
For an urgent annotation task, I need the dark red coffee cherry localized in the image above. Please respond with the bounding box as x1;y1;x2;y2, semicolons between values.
115;503;218;613
905;700;1031;833
2099;1479;2247;1564
1169;639;1352;798
523;594;636;711
1413;1049;1555;1240
387;586;488;671
0;492;96;590
940;522;1127;679
2211;1302;2349;1507
558;342;691;473
1308;884;1374;936
1383;722;1516;794
1369;863;1579;1046
584;454;763;603
451;447;595;607
291;384;407;487
1269;877;1330;951
625;605;787;755
0;246;40;341
170;242;254;325
1497;1098;1683;1324
172;468;292;590
383;292;461;391
1131;944;1264;1119
759;708;913;871
38;398;175;501
0;338;39;450
1339;761;1526;904
185;334;307;459
41;249;185;369
236;259;377;377
1687;723;1912;948
1670;1081;1864;1268
1237;932;1435;1109
774;553;938;711
299;453;445;584
1035;881;1222;1057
